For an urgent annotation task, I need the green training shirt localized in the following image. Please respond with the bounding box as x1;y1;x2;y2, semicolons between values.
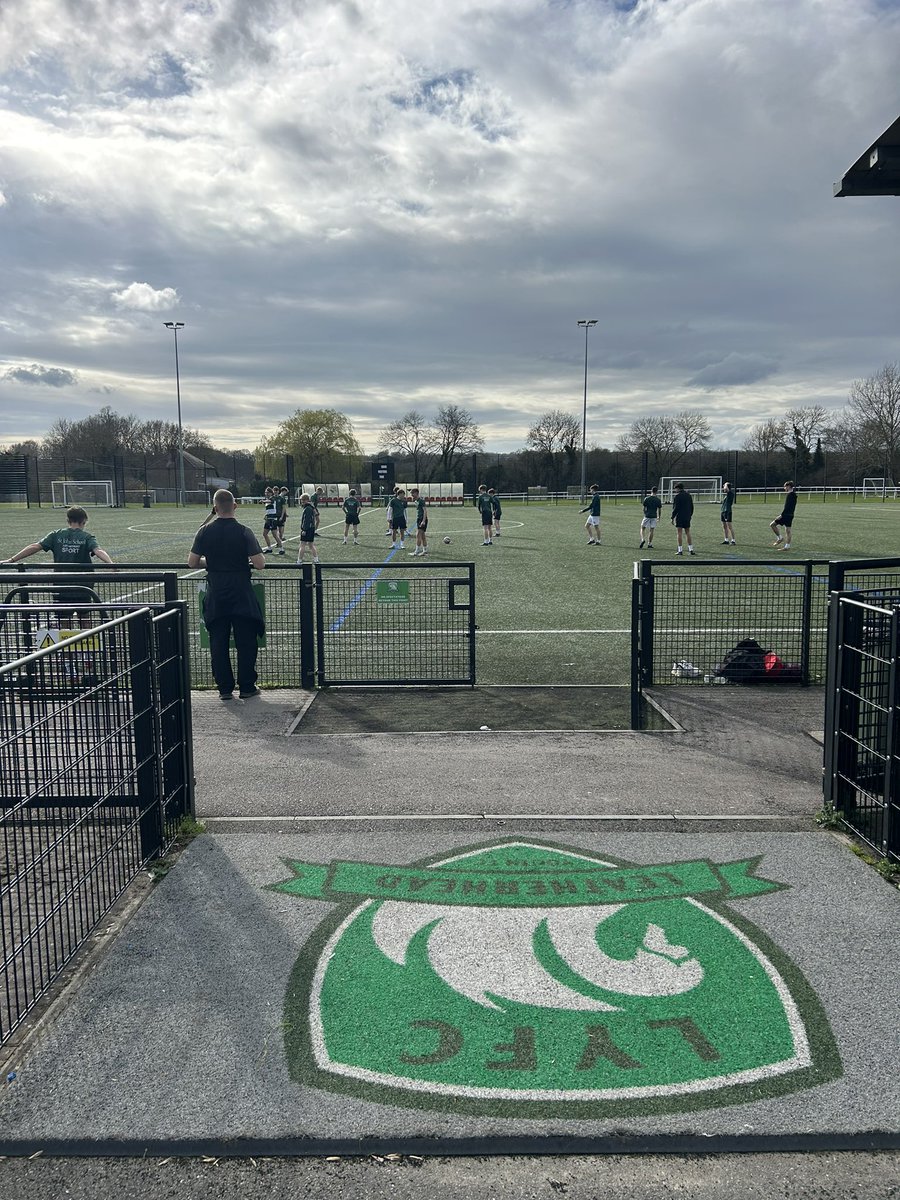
39;527;98;564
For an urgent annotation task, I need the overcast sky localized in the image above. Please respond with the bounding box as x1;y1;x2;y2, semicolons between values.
1;0;899;455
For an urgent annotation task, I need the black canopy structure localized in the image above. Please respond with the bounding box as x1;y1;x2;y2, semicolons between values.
834;114;900;197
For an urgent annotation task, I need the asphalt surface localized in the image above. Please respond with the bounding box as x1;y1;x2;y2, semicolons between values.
1;684;897;1200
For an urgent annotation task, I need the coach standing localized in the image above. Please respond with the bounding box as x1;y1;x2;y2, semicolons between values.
188;489;266;700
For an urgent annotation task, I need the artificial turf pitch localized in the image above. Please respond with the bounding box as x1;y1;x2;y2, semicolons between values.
1;496;899;687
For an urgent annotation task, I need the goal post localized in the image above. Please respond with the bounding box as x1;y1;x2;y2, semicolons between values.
658;477;723;504
51;480;115;508
862;477;895;499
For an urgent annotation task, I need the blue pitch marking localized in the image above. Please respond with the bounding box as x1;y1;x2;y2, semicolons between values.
328;542;403;633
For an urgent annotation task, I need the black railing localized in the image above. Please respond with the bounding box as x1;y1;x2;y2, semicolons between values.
315;562;476;686
632;558;832;689
2;563;477;689
0;604;193;1045
824;592;900;861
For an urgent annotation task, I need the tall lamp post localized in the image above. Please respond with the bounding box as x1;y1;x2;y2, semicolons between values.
163;321;186;506
577;319;598;501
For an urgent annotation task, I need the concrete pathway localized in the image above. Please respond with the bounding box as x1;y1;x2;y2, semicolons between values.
1;689;897;1157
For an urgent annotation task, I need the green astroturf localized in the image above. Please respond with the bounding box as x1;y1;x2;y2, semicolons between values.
2;497;899;686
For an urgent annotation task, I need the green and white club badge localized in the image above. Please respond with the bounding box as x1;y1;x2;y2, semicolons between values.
270;840;840;1116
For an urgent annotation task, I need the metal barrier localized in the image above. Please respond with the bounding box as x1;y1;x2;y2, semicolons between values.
2;563;477;689
0;603;193;1044
823;592;900;861
632;559;832;689
316;562;476;685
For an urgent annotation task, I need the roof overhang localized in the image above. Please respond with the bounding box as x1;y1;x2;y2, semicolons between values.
834;114;900;196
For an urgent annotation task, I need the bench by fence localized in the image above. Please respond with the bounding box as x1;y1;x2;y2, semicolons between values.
0;602;193;1045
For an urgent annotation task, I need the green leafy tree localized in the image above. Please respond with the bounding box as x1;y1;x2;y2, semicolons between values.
257;408;362;481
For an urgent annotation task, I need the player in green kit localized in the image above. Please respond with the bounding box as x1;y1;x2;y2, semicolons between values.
389;490;408;549
342;490;361;545
476;485;494;545
3;506;114;621
489;488;502;538
273;488;287;554
409;488;428;556
580;485;602;545
297;494;321;564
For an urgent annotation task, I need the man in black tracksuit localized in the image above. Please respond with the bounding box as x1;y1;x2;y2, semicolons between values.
189;489;266;699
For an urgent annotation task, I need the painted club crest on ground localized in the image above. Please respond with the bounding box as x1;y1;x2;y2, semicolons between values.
269;840;841;1117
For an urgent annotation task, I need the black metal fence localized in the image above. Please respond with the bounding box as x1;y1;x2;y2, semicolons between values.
632;559;832;690
316;562;476;685
0;603;193;1045
823;592;900;861
1;562;477;689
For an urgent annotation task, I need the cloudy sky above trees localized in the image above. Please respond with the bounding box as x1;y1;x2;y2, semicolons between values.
1;0;899;453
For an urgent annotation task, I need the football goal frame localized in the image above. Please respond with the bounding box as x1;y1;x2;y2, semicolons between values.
51;480;115;508
862;477;897;499
659;476;723;504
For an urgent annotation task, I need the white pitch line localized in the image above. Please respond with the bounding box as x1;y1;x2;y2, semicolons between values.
202;813;802;823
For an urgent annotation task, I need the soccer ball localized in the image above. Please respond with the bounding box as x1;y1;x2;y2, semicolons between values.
443;536;451;544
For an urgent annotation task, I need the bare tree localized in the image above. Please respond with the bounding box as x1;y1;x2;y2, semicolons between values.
526;410;581;457
743;418;789;454
848;363;900;481
379;410;437;482
616;410;711;477
432;404;483;476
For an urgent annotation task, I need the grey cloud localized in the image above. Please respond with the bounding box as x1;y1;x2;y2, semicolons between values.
685;355;780;390
4;364;77;388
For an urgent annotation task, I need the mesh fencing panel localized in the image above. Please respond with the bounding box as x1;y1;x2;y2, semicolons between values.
316;563;475;685
0;607;192;1043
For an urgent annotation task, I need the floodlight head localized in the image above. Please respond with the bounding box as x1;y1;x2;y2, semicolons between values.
163;321;185;330
577;319;598;328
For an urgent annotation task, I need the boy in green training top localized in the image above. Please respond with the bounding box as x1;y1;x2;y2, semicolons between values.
342;489;361;545
297;494;321;564
476;484;494;545
409;487;428;556
580;485;602;545
3;506;114;619
720;481;736;545
389;490;408;549
489;488;502;538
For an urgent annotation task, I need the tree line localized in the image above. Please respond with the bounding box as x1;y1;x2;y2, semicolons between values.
4;363;898;493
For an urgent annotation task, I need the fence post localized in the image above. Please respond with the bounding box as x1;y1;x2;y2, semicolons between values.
169;599;195;819
823;591;842;810
800;562;813;686
163;571;178;604
299;563;316;689
467;563;477;686
639;560;654;686
128;612;164;862
630;576;642;730
883;609;899;858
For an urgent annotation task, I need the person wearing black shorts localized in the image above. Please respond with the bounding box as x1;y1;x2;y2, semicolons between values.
297;494;320;564
476;485;494;545
389;490;408;549
671;483;695;555
720;481;736;545
410;488;428;556
342;490;361;546
770;481;798;551
262;487;279;553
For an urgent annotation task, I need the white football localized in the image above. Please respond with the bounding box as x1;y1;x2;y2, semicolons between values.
443;536;451;544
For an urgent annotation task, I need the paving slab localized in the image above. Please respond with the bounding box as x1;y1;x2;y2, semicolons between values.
1;828;896;1155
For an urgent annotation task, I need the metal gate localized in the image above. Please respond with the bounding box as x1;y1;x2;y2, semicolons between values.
315;561;476;686
823;591;900;861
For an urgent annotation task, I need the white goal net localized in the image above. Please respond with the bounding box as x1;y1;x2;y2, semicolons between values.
659;476;723;504
51;480;115;508
862;477;897;499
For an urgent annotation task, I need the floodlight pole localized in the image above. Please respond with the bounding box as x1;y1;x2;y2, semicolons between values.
577;319;598;502
163;322;186;506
